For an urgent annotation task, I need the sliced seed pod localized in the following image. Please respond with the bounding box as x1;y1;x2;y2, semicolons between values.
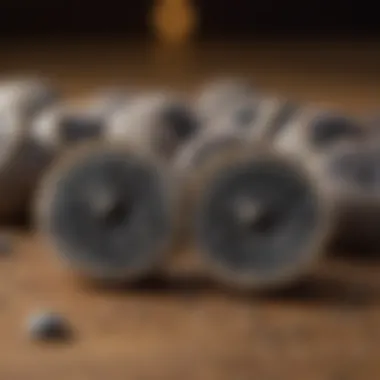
182;138;332;290
0;78;60;222
317;139;380;251
35;141;178;283
194;77;257;124
203;95;301;142
274;107;365;160
105;92;200;160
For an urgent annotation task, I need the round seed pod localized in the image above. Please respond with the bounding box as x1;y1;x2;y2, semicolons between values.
105;92;200;160
183;140;332;290
274;107;366;160
317;140;380;251
0;79;60;222
194;77;256;124
35;141;178;283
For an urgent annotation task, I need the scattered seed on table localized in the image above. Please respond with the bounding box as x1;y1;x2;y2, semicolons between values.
27;311;73;342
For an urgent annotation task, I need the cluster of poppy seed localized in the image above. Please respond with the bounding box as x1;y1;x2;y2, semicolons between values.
0;76;378;295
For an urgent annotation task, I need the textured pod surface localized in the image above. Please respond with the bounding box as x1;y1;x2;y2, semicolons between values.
0;79;60;221
32;89;134;153
274;107;365;160
194;77;256;124
187;142;331;290
319;140;380;251
106;92;200;160
32;103;107;152
200;94;300;146
35;142;178;282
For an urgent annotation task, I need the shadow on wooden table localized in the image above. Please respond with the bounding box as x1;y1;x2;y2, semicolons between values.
77;260;379;310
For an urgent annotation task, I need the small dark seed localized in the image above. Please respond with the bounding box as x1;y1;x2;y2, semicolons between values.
27;311;73;342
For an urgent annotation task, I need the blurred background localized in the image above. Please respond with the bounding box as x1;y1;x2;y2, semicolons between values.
0;2;379;379
1;0;380;37
0;0;380;111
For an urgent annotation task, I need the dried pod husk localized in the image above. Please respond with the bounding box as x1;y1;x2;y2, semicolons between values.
274;107;366;161
32;103;107;153
176;134;332;291
203;95;301;143
0;78;60;222
105;92;200;160
316;139;380;252
174;131;245;250
34;141;179;283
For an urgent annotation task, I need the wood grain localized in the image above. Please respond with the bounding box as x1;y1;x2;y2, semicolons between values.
0;39;379;380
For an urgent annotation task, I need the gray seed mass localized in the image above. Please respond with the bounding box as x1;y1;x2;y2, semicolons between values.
309;114;363;149
329;150;380;189
161;104;199;143
231;103;258;129
47;150;173;280
196;159;319;282
59;115;104;144
157;103;200;159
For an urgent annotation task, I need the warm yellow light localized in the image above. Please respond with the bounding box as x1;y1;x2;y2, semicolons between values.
150;0;198;45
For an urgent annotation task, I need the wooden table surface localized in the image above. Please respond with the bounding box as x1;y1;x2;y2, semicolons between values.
0;38;379;380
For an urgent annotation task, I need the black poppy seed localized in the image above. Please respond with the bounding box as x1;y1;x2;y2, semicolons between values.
27;311;73;342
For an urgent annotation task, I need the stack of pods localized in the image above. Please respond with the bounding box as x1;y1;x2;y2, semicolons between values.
0;76;375;292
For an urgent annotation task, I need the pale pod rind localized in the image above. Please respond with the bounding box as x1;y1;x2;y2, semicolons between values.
106;92;199;159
